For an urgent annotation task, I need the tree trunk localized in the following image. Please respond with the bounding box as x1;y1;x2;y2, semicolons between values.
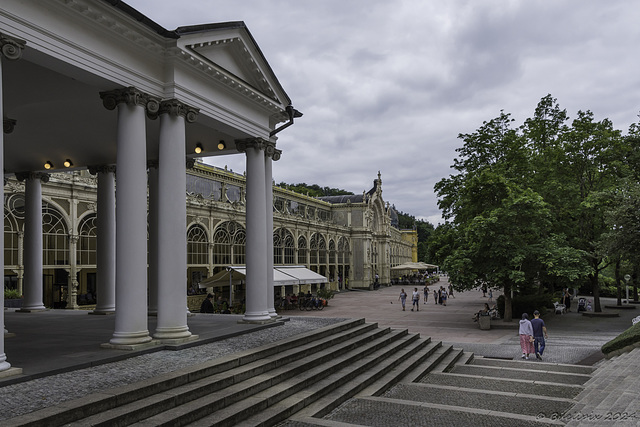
591;272;602;312
503;283;512;321
615;258;622;306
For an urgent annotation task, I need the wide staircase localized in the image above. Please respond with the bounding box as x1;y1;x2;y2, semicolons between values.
4;318;603;427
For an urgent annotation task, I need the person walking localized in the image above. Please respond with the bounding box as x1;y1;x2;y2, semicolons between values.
518;313;534;360
531;310;548;360
448;284;455;298
411;288;420;311
488;289;493;303
423;285;429;304
441;289;448;306
398;289;407;311
433;289;438;305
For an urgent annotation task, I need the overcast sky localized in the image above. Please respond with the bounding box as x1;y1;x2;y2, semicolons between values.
126;0;640;225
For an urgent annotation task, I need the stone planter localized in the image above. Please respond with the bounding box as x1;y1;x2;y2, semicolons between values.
4;298;23;309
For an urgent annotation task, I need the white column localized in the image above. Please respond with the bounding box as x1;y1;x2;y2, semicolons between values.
0;34;25;372
265;145;280;318
92;166;116;314
236;139;271;322
100;87;156;346
147;162;159;316
154;100;198;340
21;173;47;311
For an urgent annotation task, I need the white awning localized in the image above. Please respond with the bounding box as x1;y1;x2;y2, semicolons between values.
199;266;327;288
391;262;438;271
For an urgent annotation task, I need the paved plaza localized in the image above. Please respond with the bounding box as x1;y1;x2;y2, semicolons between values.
1;276;638;423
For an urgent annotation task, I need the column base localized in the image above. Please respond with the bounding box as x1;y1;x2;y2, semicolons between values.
0;366;22;378
107;331;153;348
100;340;161;351
153;326;192;341
4;331;16;338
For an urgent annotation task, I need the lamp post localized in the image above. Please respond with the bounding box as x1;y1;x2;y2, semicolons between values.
226;266;233;308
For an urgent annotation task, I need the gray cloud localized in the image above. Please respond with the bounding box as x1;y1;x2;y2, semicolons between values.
127;0;640;223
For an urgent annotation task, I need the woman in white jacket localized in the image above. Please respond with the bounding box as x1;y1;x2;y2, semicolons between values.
518;313;534;360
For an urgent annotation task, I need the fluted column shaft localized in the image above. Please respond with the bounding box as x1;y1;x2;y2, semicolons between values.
100;87;157;346
154;100;198;340
237;139;271;322
265;146;281;318
1;32;26;372
147;163;159;316
93;167;116;314
22;174;46;311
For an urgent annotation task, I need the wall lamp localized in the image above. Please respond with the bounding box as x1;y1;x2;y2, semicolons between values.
217;140;226;150
63;159;73;168
44;161;54;170
195;143;203;154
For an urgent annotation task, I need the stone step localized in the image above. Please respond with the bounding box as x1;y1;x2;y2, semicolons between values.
320;396;565;426
2;318;372;427
471;356;595;374
429;347;463;373
451;364;591;385
400;345;452;384
184;332;424;426
420;372;584;398
382;382;575;417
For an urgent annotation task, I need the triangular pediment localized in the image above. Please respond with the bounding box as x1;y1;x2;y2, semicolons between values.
179;25;285;104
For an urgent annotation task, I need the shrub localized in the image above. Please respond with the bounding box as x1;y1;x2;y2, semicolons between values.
4;289;21;299
316;288;335;301
601;322;640;355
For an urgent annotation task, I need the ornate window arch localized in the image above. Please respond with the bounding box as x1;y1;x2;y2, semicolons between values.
273;228;294;265
42;203;69;266
187;224;209;265
297;235;307;265
77;214;97;266
328;239;336;264
310;233;326;265
338;236;350;265
4;193;24;267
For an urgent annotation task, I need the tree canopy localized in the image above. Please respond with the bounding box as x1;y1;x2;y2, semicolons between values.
433;95;638;319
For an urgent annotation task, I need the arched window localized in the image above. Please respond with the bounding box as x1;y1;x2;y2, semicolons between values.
42;203;68;266
187;224;208;265
4;194;24;267
297;235;307;265
274;228;295;265
232;228;246;265
328;239;336;264
338;237;350;265
77;214;97;266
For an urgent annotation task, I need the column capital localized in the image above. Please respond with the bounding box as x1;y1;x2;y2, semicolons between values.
0;33;26;60
88;165;116;175
4;117;17;134
99;87;161;119
158;99;199;123
272;148;282;161
15;172;49;183
235;137;270;153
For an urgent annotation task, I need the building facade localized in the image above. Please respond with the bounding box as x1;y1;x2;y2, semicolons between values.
4;164;414;309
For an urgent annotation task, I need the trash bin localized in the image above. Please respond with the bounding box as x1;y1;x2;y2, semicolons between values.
478;313;491;330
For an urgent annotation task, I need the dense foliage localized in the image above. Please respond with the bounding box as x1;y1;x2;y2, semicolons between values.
433;95;640;320
278;182;353;197
396;210;435;262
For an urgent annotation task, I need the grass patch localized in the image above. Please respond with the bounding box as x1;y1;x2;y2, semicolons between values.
601;321;640;355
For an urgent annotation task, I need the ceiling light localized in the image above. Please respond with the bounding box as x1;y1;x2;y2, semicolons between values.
195;143;203;154
218;140;226;150
63;159;73;168
44;161;53;170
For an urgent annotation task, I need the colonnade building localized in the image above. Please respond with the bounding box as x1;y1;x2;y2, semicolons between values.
0;0;414;377
4;164;414;309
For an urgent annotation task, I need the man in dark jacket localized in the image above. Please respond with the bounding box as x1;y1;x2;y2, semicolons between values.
200;293;214;313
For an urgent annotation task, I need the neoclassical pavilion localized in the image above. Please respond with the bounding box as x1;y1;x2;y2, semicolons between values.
0;0;300;375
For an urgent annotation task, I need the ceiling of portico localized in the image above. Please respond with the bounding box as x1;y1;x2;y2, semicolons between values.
2;51;246;176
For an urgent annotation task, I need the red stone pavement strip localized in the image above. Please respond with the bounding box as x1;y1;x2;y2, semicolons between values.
283;277;638;344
